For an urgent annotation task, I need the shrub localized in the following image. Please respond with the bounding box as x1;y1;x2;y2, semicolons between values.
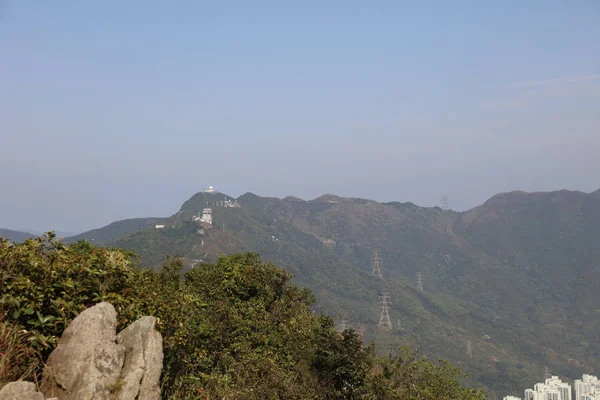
0;234;485;399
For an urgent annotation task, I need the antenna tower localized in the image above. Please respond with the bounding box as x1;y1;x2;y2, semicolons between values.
377;293;392;331
416;272;424;292
467;340;473;359
543;366;552;380
372;249;383;279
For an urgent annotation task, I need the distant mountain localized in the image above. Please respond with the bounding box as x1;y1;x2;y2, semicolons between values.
0;228;34;242
57;188;600;398
22;230;79;238
65;217;164;244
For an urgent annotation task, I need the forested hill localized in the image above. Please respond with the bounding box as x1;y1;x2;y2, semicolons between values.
65;188;600;398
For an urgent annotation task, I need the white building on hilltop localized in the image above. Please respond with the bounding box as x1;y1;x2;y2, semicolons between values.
223;198;240;208
193;208;213;225
525;377;572;400
205;185;215;193
575;375;599;400
200;208;213;225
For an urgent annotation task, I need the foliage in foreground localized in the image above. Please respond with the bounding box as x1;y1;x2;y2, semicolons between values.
0;234;486;399
0;316;40;388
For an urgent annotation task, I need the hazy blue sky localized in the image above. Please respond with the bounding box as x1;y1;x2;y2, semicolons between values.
1;1;599;233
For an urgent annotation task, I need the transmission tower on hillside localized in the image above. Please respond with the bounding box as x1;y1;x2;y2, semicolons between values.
441;194;449;211
416;272;424;292
441;195;453;234
377;293;392;331
543;366;552;380
372;249;383;279
337;319;349;333
467;340;473;359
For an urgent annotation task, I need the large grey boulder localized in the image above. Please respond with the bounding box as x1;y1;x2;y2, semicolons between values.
115;316;163;400
41;302;125;400
0;381;44;400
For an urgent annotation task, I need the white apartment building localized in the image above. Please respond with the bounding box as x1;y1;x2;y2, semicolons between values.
525;384;560;400
575;374;599;400
546;376;572;400
525;377;571;400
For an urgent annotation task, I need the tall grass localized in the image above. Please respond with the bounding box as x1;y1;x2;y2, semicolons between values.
0;316;41;389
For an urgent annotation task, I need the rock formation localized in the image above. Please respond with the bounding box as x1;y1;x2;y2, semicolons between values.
115;316;163;400
40;302;125;399
0;381;50;400
19;302;165;400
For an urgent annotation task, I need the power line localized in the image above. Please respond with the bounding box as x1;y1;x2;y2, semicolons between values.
441;195;452;234
467;340;473;359
416;272;424;292
372;249;383;279
543;366;552;380
337;319;349;333
377;293;392;331
441;194;449;211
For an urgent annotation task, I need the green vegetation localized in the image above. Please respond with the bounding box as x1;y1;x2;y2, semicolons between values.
0;315;40;387
0;234;485;399
68;188;600;397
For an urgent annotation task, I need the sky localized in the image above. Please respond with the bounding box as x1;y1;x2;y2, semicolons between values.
1;1;599;233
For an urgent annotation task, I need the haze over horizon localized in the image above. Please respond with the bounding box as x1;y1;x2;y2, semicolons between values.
1;1;599;233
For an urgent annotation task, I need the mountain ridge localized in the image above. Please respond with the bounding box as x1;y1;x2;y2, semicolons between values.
0;228;34;242
6;187;599;398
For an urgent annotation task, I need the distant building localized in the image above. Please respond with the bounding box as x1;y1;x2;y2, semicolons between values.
205;186;215;193
525;384;559;400
199;208;213;225
504;396;522;400
575;375;599;400
525;377;572;400
155;224;165;229
223;199;240;208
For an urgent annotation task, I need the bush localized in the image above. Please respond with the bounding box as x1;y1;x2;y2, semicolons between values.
0;234;485;399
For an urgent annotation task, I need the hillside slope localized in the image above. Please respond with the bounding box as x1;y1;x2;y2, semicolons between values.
65;217;164;244
0;228;34;242
70;188;600;398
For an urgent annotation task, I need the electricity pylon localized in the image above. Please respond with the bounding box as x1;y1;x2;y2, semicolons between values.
337;319;349;333
372;249;383;279
377;293;392;331
467;340;473;359
416;272;424;292
441;194;449;211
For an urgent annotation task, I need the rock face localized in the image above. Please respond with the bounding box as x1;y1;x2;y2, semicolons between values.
5;303;164;400
41;302;125;400
115;316;163;400
0;381;45;400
